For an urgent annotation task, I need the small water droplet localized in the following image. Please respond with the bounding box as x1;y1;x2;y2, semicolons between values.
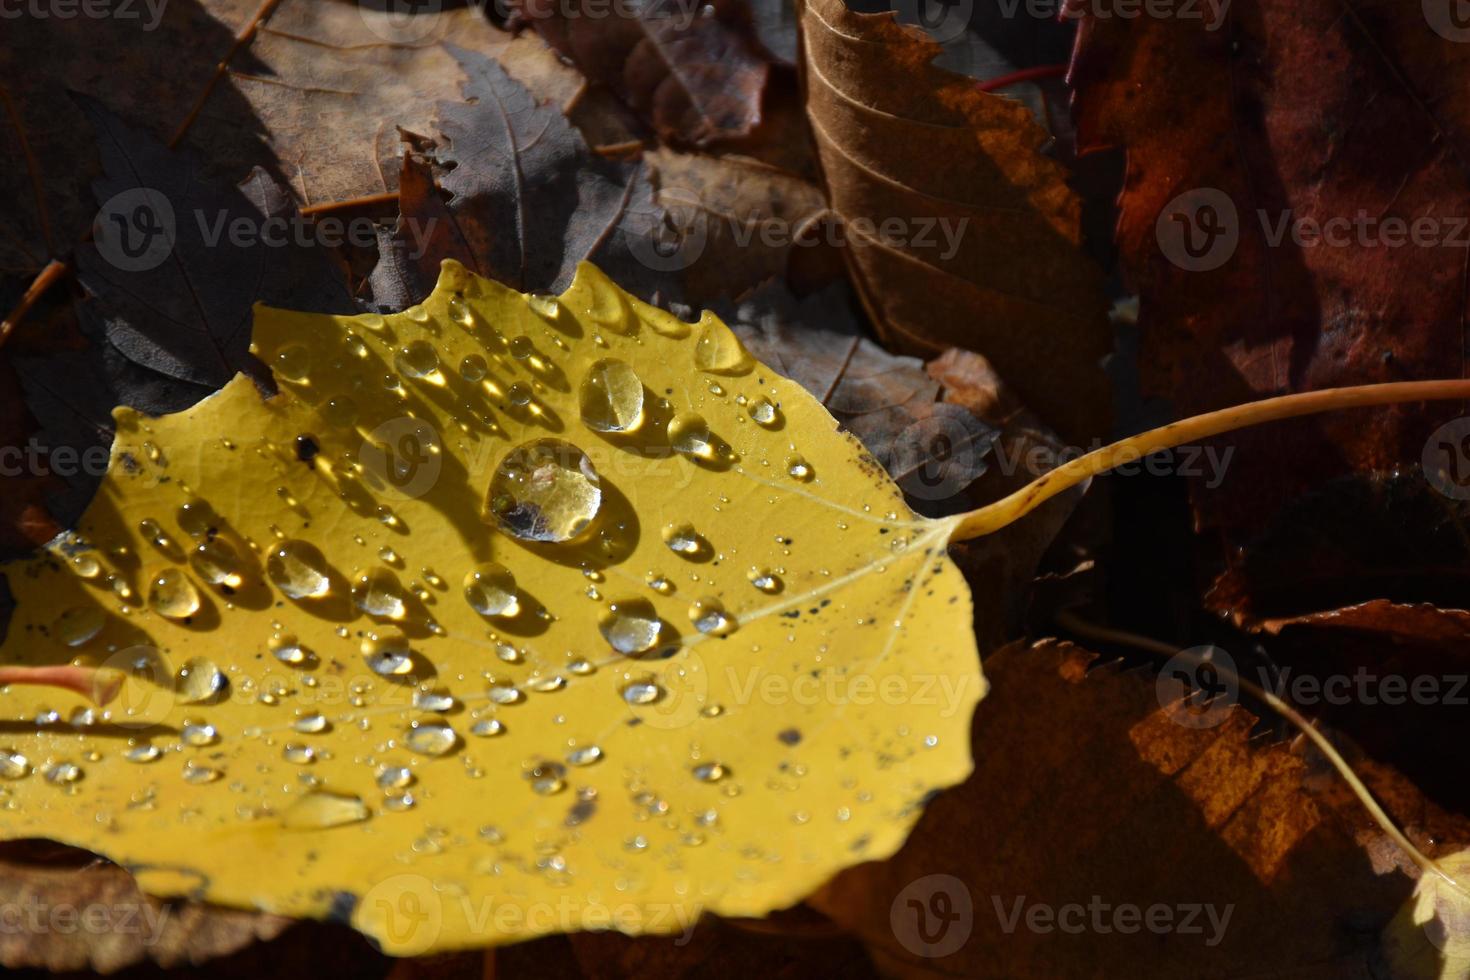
661;523;709;558
190;539;243;589
621;680;664;705
488;439;603;543
448;296;473;326
471;718;506;737
404;721;459;757
747;567;783;593
293;711;329;734
749;398;781;427
125;744;161;764
787;455;814;481
269;632;309;665
177;658;227;703
181;719;219;747
267;540;332;599
352;568;407;620
377;766;414;790
464;563;520;618
692;761;727;782
413;690;458;712
599;598;664;655
688;597;736;636
488;684;524;705
579;358;645;433
70;553;101;579
45;762;83;784
567;745;602;766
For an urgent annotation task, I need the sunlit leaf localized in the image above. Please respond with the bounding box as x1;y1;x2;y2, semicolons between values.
0;261;984;953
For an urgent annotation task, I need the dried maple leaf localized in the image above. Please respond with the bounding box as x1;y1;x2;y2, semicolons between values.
0;262;987;953
516;0;771;146
1069;0;1470;539
380;46;670;308
797;0;1112;441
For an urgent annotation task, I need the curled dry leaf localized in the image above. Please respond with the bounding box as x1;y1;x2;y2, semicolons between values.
0;261;985;953
797;0;1112;441
812;639;1470;978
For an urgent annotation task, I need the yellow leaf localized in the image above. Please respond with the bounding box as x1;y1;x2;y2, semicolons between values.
0;261;985;953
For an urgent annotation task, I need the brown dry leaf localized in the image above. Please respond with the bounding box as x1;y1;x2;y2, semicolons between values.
0;841;290;973
810;640;1470;977
796;0;1111;441
518;0;771;147
189;5;611;207
645;147;837;305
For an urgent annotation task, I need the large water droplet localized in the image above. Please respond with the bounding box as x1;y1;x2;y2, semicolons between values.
70;553;101;579
176;499;217;537
692;761;727;782
293;711;329;734
668;413;719;461
181;719;219;746
0;750;30;779
472;718;506;737
395;340;443;383
352;568;407;620
404;721;459;757
526;761;567;795
282;792;369;829
190;539;244;589
363;628;414;675
787;455;814;481
182;760;222;784
45;762;83;784
283;743;316;765
275;345;312;382
749;398;781;427
693;318;753;375
177;658;228;703
53;606;104;647
464;563;520;618
579;358;645;433
599;598;664;655
125;744;161;764
488;439;603;543
267;540;332;599
377;765;414;790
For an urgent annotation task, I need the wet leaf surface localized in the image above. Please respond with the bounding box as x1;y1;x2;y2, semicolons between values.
0;262;984;954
